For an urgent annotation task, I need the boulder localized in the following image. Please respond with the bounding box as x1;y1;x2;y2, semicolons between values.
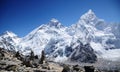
5;65;17;71
73;65;80;71
62;65;71;72
84;66;95;72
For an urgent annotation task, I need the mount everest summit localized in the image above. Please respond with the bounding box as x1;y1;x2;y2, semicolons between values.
0;9;120;63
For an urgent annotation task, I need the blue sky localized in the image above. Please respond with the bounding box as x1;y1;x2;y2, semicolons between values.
0;0;120;37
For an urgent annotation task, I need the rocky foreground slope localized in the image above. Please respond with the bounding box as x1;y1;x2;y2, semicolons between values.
0;48;120;72
0;47;63;72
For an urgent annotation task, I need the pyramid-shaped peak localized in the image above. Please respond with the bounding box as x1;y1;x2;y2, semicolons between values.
80;9;97;21
50;18;59;23
87;9;95;14
85;9;96;17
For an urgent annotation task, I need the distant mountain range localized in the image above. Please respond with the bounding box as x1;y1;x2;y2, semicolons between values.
0;9;120;63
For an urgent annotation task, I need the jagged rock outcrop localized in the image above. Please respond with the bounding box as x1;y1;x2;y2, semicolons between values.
69;43;97;63
39;50;45;64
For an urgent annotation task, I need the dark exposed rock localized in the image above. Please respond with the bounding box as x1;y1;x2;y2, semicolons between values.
33;70;42;72
62;65;71;72
21;50;47;68
24;60;33;67
84;66;95;72
69;43;97;63
14;51;24;61
39;50;45;64
73;64;80;71
5;65;17;71
30;50;35;60
22;50;39;68
34;55;39;59
0;52;4;60
0;48;6;60
41;63;50;70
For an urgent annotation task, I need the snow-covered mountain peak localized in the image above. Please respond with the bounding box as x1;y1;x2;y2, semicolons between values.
0;31;20;51
80;9;97;24
48;18;64;28
1;31;17;38
25;18;65;37
87;9;95;15
50;18;59;23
